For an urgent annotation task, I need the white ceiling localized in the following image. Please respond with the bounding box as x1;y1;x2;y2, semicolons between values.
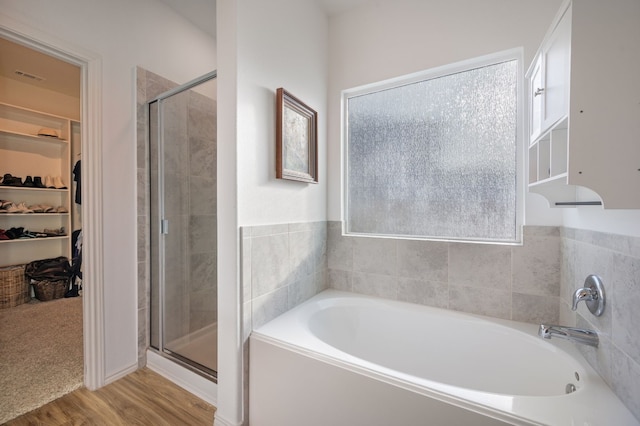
0;0;372;97
154;0;372;33
155;0;217;38
0;37;81;98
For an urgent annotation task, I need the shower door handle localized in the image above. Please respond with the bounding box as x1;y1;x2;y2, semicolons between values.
161;219;169;235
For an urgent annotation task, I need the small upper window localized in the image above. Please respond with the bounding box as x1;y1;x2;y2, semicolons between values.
342;49;523;244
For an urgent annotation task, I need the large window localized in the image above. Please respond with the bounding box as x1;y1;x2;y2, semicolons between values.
343;50;524;244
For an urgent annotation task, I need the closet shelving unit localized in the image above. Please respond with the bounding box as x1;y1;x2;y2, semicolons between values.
0;102;73;267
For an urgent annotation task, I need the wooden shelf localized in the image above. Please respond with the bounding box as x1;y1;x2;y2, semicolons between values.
0;102;75;265
0;128;68;144
0;186;69;193
0;235;69;244
0;213;69;217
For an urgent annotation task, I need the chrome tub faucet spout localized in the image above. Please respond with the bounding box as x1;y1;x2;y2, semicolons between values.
538;324;599;347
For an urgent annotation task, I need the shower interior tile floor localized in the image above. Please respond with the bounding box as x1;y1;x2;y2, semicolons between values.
167;323;218;372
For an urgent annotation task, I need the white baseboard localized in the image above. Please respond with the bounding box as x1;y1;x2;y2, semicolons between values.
214;414;244;426
146;349;217;406
104;363;138;385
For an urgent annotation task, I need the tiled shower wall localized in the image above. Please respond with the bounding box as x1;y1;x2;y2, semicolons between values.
136;67;217;367
559;228;640;420
183;88;218;335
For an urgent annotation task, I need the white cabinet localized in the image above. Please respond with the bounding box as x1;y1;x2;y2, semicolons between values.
528;55;544;140
528;8;571;142
526;0;640;208
0;102;73;266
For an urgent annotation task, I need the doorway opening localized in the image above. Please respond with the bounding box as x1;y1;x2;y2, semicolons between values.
0;25;104;420
0;20;105;396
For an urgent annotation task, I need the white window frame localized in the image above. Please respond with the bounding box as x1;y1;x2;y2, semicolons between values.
341;48;525;244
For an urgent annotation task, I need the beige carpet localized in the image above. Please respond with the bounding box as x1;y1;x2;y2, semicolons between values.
0;296;83;424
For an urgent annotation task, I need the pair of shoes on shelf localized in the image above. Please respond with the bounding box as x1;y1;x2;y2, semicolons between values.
37;128;59;138
0;202;33;213
1;174;23;187
18;230;38;239
29;204;53;213
16;202;33;213
44;176;67;189
3;227;25;239
31;204;67;213
0;201;20;213
22;176;46;188
44;227;66;237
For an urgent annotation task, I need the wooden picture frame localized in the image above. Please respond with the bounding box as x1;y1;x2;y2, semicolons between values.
276;88;318;183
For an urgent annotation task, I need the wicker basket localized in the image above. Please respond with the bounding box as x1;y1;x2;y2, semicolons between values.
32;279;68;302
0;264;30;309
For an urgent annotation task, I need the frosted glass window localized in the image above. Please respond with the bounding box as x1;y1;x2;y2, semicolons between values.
344;55;522;243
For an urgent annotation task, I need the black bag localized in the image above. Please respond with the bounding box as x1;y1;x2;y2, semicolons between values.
25;256;72;281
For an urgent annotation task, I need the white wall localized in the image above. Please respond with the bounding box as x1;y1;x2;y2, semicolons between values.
326;0;565;227
236;0;328;226
216;0;329;424
563;208;640;237
0;0;216;381
216;0;240;424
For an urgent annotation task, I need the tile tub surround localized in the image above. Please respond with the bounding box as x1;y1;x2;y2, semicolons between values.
242;222;638;420
328;222;561;325
241;221;328;332
560;228;640;421
240;221;328;422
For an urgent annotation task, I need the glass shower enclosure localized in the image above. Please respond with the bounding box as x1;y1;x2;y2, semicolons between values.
148;71;217;380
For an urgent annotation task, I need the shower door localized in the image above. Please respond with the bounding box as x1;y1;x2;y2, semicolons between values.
149;71;217;380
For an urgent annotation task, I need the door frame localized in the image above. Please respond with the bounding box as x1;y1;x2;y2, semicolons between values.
0;15;105;390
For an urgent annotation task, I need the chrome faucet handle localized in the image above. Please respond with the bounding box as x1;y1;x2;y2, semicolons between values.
572;275;605;317
572;287;595;310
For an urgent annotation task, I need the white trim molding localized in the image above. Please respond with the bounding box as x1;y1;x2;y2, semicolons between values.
147;350;218;406
213;415;244;426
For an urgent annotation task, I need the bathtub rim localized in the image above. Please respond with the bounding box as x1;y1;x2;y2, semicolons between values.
251;289;639;426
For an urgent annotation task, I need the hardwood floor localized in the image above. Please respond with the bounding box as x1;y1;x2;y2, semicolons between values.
4;368;216;426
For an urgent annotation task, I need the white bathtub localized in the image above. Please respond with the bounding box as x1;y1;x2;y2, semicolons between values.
250;290;639;426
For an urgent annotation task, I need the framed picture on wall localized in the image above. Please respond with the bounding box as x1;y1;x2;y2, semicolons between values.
276;88;318;183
